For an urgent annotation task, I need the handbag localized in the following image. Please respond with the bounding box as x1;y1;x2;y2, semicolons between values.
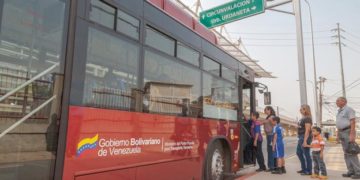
347;142;360;154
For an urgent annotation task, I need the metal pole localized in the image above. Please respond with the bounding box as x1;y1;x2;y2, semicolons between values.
0;0;4;33
0;63;59;103
309;81;318;125
0;95;56;139
304;0;320;127
319;77;326;124
194;0;201;15
266;0;293;9
337;23;346;98
293;0;308;105
319;77;323;124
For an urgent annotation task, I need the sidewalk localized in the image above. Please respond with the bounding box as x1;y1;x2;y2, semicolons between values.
236;143;352;180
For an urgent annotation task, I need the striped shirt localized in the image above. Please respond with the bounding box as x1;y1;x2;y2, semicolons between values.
310;135;325;152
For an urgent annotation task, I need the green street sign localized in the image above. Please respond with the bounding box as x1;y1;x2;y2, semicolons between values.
200;0;265;28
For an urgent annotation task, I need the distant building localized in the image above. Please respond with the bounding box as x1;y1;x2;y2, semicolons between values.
323;118;360;138
322;119;336;137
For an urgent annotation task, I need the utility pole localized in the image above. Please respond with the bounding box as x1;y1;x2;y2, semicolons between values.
193;0;202;14
264;0;308;106
293;0;308;105
319;77;327;126
333;23;347;98
304;0;320;127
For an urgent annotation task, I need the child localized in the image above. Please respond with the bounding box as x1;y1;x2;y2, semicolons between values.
306;127;328;179
270;116;286;174
251;112;267;171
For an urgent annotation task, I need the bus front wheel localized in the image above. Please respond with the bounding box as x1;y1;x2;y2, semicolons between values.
204;141;230;180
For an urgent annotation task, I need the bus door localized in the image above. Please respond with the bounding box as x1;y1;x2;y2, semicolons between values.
0;0;68;179
238;78;256;167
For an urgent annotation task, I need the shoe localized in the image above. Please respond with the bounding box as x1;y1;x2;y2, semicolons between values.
352;174;360;179
318;175;328;180
255;168;266;172
271;168;283;174
344;172;355;177
310;174;319;178
301;172;311;176
281;167;286;174
297;170;304;173
265;169;274;172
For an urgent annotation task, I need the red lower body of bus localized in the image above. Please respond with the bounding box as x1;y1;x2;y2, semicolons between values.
63;106;241;180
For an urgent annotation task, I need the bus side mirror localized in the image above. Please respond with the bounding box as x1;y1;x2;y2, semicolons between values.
264;92;271;105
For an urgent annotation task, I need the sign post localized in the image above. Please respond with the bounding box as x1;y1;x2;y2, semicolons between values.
200;0;265;28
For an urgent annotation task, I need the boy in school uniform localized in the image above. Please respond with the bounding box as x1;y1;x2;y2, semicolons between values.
271;116;286;174
306;127;328;179
252;112;267;171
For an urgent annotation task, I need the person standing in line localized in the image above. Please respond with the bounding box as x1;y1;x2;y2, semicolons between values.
296;104;313;175
263;106;277;172
305;126;327;179
252;112;267;171
336;97;360;179
270;116;286;174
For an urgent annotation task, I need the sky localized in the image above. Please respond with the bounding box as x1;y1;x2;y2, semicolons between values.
181;0;360;122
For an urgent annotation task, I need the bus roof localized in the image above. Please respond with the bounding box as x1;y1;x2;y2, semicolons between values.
147;0;274;78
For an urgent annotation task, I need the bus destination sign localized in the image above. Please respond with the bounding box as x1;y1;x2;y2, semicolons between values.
200;0;265;29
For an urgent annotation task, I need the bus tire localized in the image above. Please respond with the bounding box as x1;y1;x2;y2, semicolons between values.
204;141;230;180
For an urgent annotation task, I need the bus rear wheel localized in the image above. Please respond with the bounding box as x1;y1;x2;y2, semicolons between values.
204;142;229;180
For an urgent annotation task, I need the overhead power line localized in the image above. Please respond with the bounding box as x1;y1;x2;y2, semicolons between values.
240;36;332;41
344;31;360;40
346;81;360;92
327;78;360;98
343;38;360;47
227;30;331;35
243;43;332;47
346;46;360;54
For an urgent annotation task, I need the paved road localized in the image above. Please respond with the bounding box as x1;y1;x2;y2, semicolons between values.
235;137;298;179
282;136;298;158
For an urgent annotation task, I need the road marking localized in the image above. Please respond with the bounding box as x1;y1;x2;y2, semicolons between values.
286;154;297;159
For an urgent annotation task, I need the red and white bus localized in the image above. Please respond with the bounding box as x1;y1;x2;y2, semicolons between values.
0;0;257;179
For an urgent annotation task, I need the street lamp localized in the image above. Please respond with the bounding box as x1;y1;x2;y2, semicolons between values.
255;82;271;105
304;0;320;127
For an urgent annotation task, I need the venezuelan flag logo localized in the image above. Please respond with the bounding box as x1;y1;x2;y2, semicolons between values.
77;134;99;156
